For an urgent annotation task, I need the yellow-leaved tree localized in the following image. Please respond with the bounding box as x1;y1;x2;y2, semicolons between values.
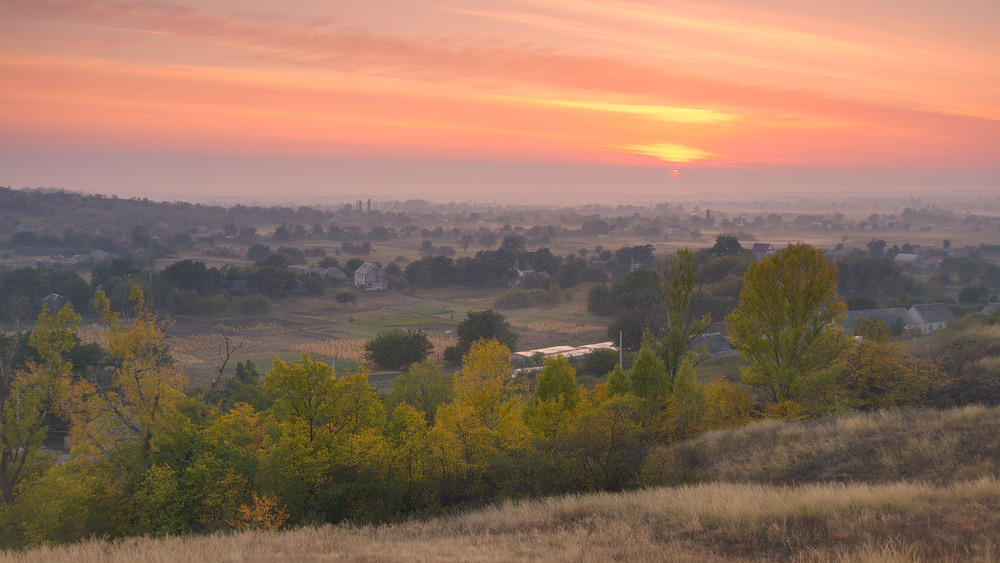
430;338;529;501
70;286;186;490
261;353;387;522
1;303;80;505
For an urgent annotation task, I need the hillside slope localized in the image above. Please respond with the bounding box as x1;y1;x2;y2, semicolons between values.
6;406;1000;562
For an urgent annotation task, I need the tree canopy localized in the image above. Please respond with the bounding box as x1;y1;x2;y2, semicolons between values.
443;310;518;364
725;244;847;403
364;329;433;370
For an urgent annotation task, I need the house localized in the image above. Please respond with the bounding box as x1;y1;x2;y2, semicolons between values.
40;293;66;308
354;262;386;291
321;267;347;280
690;321;735;357
893;253;919;264
843;303;953;336
906;303;953;334
752;243;775;260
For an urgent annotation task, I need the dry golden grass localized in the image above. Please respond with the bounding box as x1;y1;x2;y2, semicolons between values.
296;334;453;366
7;478;1000;562
642;405;1000;488
507;316;597;337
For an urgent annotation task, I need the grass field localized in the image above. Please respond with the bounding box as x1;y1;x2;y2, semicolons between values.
167;280;611;388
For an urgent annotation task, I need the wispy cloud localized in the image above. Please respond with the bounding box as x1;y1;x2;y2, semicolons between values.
1;0;997;171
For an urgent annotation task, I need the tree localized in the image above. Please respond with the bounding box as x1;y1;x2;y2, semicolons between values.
854;317;891;342
659;249;710;388
607;363;631;396
958;286;989;306
335;292;357;307
364;329;433;370
70;286;186;487
264;353;339;441
866;239;886;256
628;331;668;402
710;234;743;257
386;360;454;423
726;244;847;403
832;340;947;411
1;303;80;504
443;310;518;363
532;355;580;411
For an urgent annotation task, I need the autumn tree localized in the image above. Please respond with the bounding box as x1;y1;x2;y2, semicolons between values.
524;355;580;438
264;353;340;442
70;286;186;488
430;339;528;500
386;359;453;423
1;303;80;505
833;340;947;411
854;317;891;342
726;243;847;403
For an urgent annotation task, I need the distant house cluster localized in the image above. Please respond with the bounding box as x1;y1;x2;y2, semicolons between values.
354;262;386;291
844;303;954;336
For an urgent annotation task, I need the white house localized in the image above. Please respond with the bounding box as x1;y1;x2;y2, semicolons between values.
354;262;386;291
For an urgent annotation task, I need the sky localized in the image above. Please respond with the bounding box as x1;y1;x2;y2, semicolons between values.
1;0;998;204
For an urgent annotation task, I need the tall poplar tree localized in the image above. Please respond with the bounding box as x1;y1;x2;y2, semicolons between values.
725;244;847;403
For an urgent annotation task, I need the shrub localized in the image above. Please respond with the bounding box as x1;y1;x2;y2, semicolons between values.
364;329;433;370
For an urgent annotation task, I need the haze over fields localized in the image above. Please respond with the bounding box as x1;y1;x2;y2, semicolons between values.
2;0;998;203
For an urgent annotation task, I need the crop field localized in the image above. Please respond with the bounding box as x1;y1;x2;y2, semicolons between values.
167;279;611;389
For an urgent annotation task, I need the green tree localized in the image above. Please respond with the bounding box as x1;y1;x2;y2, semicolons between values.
264;353;339;441
525;355;580;438
443;310;518;363
533;355;580;411
364;329;433;370
726;244;847;403
659;359;704;442
628;331;668;402
659;249;710;389
606;364;631;396
387;359;454;423
1;304;80;504
710;233;743;256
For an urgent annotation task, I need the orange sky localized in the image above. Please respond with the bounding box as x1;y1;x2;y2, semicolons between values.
1;0;998;202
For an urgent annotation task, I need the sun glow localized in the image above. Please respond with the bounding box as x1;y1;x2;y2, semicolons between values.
619;143;714;163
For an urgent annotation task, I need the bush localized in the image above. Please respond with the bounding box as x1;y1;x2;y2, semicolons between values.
494;285;563;309
364;329;433;370
579;348;619;377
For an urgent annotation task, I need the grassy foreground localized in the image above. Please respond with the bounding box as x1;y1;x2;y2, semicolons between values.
7;407;1000;562
6;479;999;562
